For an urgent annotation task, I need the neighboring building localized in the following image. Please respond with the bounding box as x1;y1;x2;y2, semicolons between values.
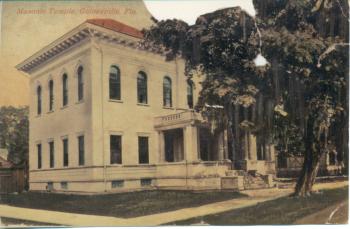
0;148;25;193
276;152;344;178
16;18;275;193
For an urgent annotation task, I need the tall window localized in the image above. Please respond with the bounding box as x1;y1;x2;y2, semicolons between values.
49;141;54;168
137;71;147;104
78;135;85;166
138;136;149;164
37;144;42;169
37;86;42;115
77;66;84;101
109;66;121;100
163;77;172;107
49;80;54;111
62;74;68;106
187;81;194;109
63;138;68;167
110;135;122;164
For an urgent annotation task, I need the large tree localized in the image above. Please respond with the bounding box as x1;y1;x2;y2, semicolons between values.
142;0;348;197
0;106;29;165
255;0;349;196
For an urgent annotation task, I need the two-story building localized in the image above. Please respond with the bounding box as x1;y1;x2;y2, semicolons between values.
16;18;275;193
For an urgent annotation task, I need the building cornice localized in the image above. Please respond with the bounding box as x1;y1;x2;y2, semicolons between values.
16;21;167;74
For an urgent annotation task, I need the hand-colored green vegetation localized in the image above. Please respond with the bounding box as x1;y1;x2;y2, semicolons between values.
171;186;348;225
0;190;245;218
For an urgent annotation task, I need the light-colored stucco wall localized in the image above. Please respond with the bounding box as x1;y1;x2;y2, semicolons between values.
27;34;207;192
28;40;94;186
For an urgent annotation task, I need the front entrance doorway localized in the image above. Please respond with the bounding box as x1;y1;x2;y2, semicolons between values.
164;128;184;162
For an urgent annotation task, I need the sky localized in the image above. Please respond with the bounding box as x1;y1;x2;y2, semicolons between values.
0;0;255;107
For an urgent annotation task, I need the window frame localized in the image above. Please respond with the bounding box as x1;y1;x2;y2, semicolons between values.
187;81;194;109
137;71;148;104
109;65;121;101
78;135;85;166
49;141;54;168
37;85;42;115
77;66;84;101
37;143;42;169
62;73;68;106
63;138;69;167
48;80;54;111
163;76;172;107
138;136;149;164
110;135;122;164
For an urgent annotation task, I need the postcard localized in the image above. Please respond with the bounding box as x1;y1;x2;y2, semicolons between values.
0;0;348;227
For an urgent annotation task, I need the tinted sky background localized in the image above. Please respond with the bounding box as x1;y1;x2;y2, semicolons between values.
0;0;254;106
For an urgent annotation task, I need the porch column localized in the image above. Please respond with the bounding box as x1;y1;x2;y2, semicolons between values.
249;134;257;161
244;131;249;160
184;125;199;162
224;130;229;159
158;131;165;163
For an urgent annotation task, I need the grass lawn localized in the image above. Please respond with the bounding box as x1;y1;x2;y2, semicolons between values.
171;186;349;225
0;190;245;218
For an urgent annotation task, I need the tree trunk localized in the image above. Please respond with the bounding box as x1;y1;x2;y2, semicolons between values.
294;115;324;197
294;150;321;196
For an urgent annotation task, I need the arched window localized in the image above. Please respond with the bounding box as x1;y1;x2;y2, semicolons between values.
187;81;194;109
49;80;54;111
37;85;42;115
137;71;147;104
163;77;172;107
77;66;84;101
62;74;68;106
109;66;121;100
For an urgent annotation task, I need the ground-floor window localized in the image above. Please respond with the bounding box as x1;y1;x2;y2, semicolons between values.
47;182;53;191
112;180;124;188
63;138;69;167
61;181;68;190
110;135;122;164
37;144;42;169
78;135;85;166
138;136;149;164
49;141;54;168
140;178;152;187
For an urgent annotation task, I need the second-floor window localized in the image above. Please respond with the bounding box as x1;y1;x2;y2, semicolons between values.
49;80;54;111
77;66;84;101
62;74;68;106
37;86;42;115
109;66;121;100
137;71;147;104
163;77;172;107
187;81;194;109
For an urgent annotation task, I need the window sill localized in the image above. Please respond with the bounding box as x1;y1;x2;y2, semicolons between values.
108;164;123;167
35;114;42;118
109;99;123;103
47;110;54;114
163;106;174;110
76;100;84;105
60;105;69;110
137;103;149;107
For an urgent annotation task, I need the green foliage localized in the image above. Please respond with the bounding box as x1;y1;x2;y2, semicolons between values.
0;106;29;164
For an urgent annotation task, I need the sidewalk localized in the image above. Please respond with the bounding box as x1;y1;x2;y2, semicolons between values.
0;181;348;226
